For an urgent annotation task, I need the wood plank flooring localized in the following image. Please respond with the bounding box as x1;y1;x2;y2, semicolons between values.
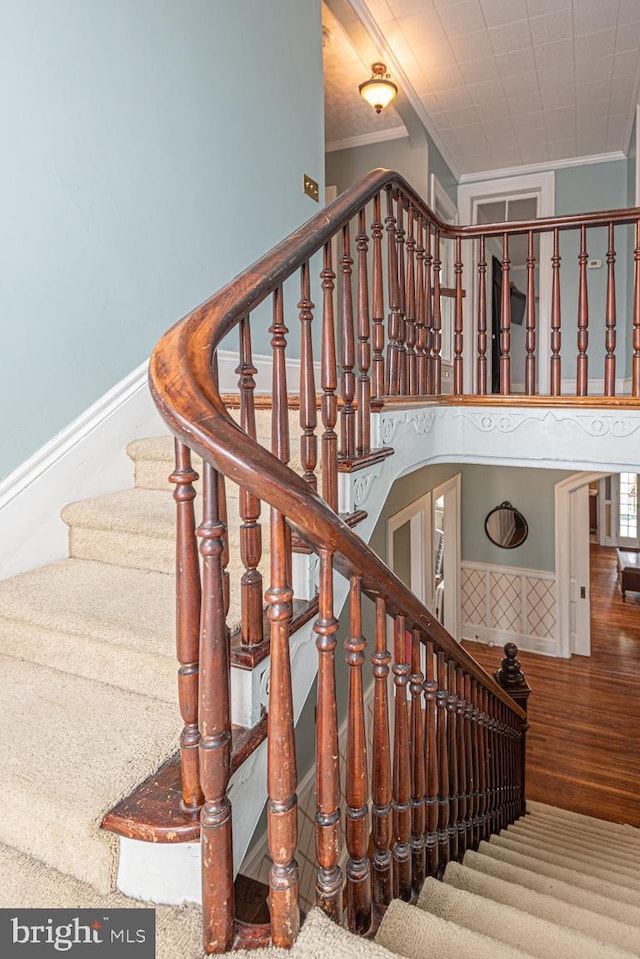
465;544;640;828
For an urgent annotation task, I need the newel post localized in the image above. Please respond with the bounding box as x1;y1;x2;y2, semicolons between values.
495;643;530;818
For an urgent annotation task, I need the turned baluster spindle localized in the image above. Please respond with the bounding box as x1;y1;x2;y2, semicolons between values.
356;208;372;455
424;226;434;394
321;243;339;512
340;222;356;459
237;318;264;646
525;231;537;395
453;236;464;395
170;440;203;809
463;674;474;851
497;703;506;830
478;688;489;841
371;597;392;906
392;615;412;900
423;641;439;878
371;194;385;399
605;222;617;396
409;626;426;893
575;226;589;396
217;471;230;623
197;461;234;953
266;289;299;947
455;667;467;857
415;215;427;395
385;187;401;395
550;228;562;396
500;233;512;395
298;261;318;488
436;650;450;873
487;694;498;834
470;679;481;848
432;230;442;394
405;206;418;395
313;549;342;921
495;642;530;819
633;221;640;397
446;659;459;863
396;200;408;395
345;576;371;934
476;236;487;395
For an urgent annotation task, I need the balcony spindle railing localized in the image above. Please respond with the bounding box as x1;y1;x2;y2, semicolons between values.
634;219;640;397
320;243;338;512
476;235;487;395
340;224;356;459
392;615;412;901
405;207;418;395
525;231;537;395
605;222;617;396
409;626;426;894
370;195;385;400
371;597;392;907
298;262;318;489
454;236;464;394
432;229;442;394
356;209;372;455
550;227;562;395
576;225;589;396
500;233;511;395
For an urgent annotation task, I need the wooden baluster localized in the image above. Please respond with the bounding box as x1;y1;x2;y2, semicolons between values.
321;243;339;512
313;549;342;921
497;703;506;830
385;187;401;395
479;688;489;841
371;597;392;906
447;659;459;863
298;262;318;488
415;215;427;395
432;230;442;394
218;470;230;624
424;226;434;394
423;641;439;878
605;222;617;396
500;233;511;395
392;615;412;900
198;461;233;953
487;694;498;834
170;441;203;809
476;236;487;395
371;195;385;399
405;206;417;395
356;208;372;456
266;287;299;947
525;231;537;395
470;679;481;848
495;643;531;818
237;318;264;646
396;201;407;395
454;236;464;395
456;667;467;857
409;626;425;893
345;576;371;934
550;228;562;396
436;650;449;872
576;226;589;396
340;223;356;459
633;220;640;397
464;675;475;851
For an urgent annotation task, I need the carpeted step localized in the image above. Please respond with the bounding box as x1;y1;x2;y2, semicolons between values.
0;654;180;894
475;841;640;906
488;833;640;891
506;816;640;864
376;897;534;959
462;849;640;925
500;823;640;876
443;861;640;954
527;802;640;841
417;874;636;959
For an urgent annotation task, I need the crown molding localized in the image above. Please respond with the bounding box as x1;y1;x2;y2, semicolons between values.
325;125;408;153
458;151;627;184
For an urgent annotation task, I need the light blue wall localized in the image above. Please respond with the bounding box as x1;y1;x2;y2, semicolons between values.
555;160;630;385
1;0;324;480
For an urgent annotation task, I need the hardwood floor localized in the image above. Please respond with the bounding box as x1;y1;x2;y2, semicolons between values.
465;544;640;828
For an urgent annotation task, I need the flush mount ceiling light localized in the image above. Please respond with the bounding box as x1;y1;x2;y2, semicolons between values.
359;62;398;114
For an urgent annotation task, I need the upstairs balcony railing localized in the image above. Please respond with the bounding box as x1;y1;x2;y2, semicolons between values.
149;169;636;952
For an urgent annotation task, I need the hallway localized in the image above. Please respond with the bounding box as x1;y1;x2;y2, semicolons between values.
467;545;640;828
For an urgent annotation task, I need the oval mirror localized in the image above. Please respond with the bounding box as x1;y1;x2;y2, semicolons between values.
485;501;528;549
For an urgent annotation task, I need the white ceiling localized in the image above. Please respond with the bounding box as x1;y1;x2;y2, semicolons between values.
324;0;640;177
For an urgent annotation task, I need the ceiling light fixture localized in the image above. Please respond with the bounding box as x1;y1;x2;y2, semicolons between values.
359;62;397;114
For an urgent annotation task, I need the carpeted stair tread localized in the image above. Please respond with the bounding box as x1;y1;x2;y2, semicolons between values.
417;875;636;959
522;810;640;848
0;654;181;894
488;833;640;890
443;861;640;953
0;842;205;959
501;824;640;875
527;801;640;840
475;841;640;906
376;897;535;959
463;848;640;925
507;817;640;862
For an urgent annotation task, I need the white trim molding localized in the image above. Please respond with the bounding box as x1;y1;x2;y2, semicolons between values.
458;151;627;185
325;126;408;154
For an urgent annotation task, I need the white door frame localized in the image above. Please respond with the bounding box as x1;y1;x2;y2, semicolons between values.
431;474;461;641
387;493;432;606
555;471;608;658
458;171;555;395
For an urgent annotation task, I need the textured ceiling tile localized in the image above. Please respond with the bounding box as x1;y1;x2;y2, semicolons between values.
573;0;618;37
525;0;571;14
449;30;495;63
615;21;640;53
613;49;639;75
533;39;575;70
493;48;536;77
480;0;529;28
458;57;499;84
529;9;573;44
574;28;616;61
487;20;534;53
618;0;640;25
437;0;487;37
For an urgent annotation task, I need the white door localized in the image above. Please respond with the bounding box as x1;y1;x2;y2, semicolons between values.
569;485;590;656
